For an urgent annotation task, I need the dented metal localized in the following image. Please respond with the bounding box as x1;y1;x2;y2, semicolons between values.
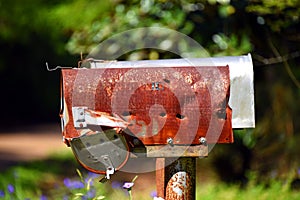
72;106;128;130
61;65;232;145
70;129;129;175
84;54;255;128
60;55;255;174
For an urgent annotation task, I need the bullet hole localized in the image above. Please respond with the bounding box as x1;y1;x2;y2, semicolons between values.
176;113;185;119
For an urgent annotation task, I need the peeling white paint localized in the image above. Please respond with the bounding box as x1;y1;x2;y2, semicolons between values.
171;172;188;196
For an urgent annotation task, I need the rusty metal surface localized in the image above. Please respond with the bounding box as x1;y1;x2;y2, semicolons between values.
165;157;196;200
61;65;232;145
146;145;208;157
156;158;166;198
87;54;255;128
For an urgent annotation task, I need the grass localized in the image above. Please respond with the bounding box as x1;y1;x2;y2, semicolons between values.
196;181;300;200
0;151;299;199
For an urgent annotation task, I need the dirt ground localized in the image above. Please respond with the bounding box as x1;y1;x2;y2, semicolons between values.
0;124;67;171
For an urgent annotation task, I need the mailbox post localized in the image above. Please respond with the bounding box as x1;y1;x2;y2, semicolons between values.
60;55;254;199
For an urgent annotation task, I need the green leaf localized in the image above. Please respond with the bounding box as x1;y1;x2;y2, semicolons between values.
95;196;106;200
76;169;83;182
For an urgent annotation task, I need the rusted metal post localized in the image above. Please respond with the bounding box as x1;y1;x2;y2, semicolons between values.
157;157;196;200
156;158;166;198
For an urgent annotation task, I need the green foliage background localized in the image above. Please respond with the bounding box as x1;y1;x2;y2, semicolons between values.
0;0;299;183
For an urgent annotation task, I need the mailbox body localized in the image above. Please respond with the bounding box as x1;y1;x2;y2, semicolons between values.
61;65;232;145
60;55;254;174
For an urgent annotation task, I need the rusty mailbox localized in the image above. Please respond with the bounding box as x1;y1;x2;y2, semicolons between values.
60;54;254;178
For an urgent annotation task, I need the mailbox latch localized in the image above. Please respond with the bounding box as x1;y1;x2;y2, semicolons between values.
100;155;115;179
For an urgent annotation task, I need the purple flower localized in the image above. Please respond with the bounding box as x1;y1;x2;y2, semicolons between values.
87;172;99;179
111;181;122;189
64;178;71;187
82;196;88;200
81;196;88;200
0;190;5;197
84;178;93;187
40;195;47;200
122;182;134;190
298;168;300;176
150;190;157;198
86;188;96;198
63;178;84;189
7;184;14;193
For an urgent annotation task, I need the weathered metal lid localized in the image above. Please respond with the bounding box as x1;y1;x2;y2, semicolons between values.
84;54;255;128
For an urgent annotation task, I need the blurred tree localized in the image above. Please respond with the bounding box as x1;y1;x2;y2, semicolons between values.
0;0;65;125
62;0;300;182
245;0;300;182
65;0;253;58
0;0;111;125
